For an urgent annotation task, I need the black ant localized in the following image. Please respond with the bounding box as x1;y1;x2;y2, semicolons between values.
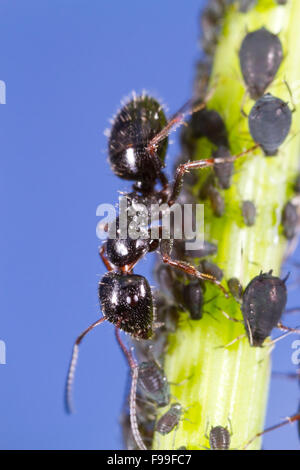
65;91;258;449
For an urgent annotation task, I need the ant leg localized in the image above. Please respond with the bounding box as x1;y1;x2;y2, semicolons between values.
115;326;147;451
65;316;107;413
146;93;214;155
99;244;114;271
160;239;228;296
243;411;300;449
168;144;259;206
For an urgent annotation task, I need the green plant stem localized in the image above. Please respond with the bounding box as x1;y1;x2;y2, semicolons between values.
153;0;300;450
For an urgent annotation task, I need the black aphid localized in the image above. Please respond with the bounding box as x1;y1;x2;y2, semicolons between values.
208;186;225;217
213;146;234;189
190;109;229;148
281;201;298;239
248;93;292;156
239;28;283;100
227;277;243;302
182;281;205;320
242;200;256;226
294;174;300;193
208;425;231;450
138;361;170;408
156;403;182;435
241;271;288;347
199;260;224;281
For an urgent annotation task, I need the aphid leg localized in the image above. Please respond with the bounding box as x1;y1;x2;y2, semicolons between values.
217;334;247;349
160;239;228;297
226;417;233;437
171;423;179;450
240;90;249;118
218;308;243;324
99;244;114;271
277;322;300;334
283;79;296;113
284;307;300;315
243;412;300;449
65;316;107;413
270;329;296;345
168;144;259;206
115;326;147;451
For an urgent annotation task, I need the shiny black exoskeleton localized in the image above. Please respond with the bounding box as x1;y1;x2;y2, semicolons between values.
208;425;231;450
248;93;292;156
241;271;288;347
108;95;168;194
99;273;153;339
239;28;283;100
67;92;235;450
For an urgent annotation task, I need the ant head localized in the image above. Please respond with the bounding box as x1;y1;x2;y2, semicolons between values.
108;94;168;192
99;272;153;339
106;237;150;268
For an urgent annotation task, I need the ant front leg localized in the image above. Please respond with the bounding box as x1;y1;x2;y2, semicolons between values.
168;145;259;207
160;239;228;297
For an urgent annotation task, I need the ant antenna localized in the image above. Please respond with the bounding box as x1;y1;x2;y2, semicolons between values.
115;326;147;451
65;316;107;413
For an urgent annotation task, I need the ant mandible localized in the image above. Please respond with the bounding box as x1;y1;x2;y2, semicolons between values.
65;90;257;449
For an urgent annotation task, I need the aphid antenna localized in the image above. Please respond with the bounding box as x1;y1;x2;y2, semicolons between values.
272;370;300;380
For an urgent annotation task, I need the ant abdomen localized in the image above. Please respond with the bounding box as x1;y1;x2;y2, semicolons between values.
99;272;153;339
108;95;168;189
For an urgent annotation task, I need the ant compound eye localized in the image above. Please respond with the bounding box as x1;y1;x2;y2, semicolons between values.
99;272;153;339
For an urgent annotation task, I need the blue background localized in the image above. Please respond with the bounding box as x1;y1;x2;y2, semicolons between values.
0;0;299;450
